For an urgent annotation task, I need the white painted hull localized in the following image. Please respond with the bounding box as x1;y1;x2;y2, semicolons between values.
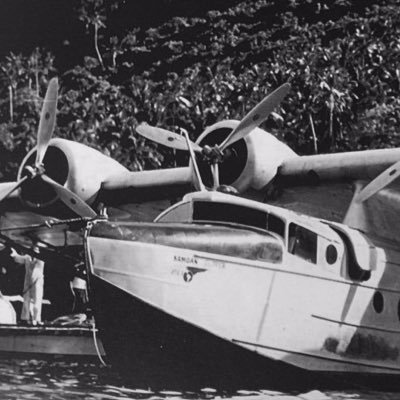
89;234;400;378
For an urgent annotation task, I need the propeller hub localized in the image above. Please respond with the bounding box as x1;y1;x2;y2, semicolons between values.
24;165;37;178
19;146;69;208
197;127;247;188
202;145;224;164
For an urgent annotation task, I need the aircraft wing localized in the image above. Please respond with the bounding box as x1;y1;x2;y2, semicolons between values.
278;148;400;185
245;182;354;223
267;147;400;231
101;166;192;190
97;166;193;206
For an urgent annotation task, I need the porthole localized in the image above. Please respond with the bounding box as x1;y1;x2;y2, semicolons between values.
325;245;338;265
372;291;384;314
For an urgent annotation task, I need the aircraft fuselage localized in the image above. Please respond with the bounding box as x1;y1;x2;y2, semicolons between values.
87;191;400;388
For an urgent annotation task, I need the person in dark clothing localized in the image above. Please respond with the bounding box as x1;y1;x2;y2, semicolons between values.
70;261;89;314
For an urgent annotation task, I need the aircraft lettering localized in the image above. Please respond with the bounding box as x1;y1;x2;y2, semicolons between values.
183;267;206;282
173;255;198;265
170;266;207;283
171;268;184;277
202;258;226;270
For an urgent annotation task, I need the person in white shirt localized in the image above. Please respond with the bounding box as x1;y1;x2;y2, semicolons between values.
0;290;16;324
10;243;45;326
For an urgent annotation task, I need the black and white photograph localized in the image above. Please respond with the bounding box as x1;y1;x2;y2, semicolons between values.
0;0;399;398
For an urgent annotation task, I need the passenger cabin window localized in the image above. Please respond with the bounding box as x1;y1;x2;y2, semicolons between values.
192;201;285;238
288;223;317;264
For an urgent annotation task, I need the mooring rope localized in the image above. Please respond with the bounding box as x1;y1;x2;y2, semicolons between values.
91;318;107;366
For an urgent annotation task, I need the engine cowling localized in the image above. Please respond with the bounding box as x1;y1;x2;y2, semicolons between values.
195;120;298;193
17;138;128;209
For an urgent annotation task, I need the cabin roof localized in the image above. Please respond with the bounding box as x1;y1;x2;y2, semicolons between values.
181;191;340;242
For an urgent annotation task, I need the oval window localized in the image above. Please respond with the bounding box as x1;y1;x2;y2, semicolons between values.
326;245;338;265
373;291;384;314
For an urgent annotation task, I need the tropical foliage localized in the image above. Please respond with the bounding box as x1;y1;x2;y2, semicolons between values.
0;0;399;180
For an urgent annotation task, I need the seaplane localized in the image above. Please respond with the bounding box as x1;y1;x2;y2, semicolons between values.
1;78;400;389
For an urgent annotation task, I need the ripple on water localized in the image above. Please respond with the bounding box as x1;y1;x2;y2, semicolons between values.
0;358;398;400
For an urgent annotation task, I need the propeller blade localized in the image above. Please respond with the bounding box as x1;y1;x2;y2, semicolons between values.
136;124;202;153
35;77;59;167
356;160;400;203
220;82;291;151
41;174;97;218
182;130;206;191
0;177;28;202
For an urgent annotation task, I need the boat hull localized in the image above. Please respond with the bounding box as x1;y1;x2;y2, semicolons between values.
0;324;104;358
88;222;400;390
92;274;335;390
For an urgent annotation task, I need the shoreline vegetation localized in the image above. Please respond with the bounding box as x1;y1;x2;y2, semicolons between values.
0;0;399;180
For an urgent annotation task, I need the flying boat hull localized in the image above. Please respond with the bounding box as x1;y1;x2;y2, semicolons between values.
91;273;315;389
88;218;400;389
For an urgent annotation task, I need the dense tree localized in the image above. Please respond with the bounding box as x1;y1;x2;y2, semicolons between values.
0;0;399;180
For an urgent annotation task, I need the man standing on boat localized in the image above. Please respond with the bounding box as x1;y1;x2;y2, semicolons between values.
10;243;44;326
71;261;89;315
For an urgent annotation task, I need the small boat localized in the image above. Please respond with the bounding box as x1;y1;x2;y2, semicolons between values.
0;321;104;358
0;246;105;359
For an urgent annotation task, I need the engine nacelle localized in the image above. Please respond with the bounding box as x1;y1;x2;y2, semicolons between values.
17;138;128;209
196;120;297;192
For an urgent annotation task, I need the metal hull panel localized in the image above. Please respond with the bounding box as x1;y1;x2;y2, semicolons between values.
92;274;400;390
88;225;400;387
91;274;317;390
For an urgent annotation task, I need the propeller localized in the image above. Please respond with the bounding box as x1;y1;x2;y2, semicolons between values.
219;82;291;151
35;77;58;167
136;124;202;153
136;82;291;189
0;78;97;219
41;175;97;218
356;160;400;203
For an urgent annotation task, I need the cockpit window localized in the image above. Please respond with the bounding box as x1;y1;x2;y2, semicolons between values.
192;201;286;238
193;201;266;229
288;223;317;263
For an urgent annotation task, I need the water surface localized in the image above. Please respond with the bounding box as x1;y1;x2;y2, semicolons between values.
0;358;397;400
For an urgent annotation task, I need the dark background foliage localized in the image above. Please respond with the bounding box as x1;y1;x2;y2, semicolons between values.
0;0;399;180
